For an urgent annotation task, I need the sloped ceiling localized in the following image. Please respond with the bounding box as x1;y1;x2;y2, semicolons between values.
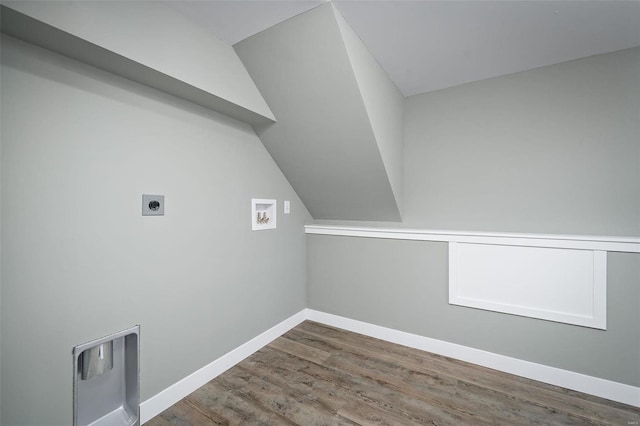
166;1;324;45
334;10;404;215
168;0;640;96
2;1;276;126
168;0;640;221
235;3;403;221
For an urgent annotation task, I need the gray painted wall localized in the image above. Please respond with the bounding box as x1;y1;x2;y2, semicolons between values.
308;235;640;386
0;35;310;425
3;1;275;123
333;6;405;213
404;47;640;236
308;48;640;386
235;3;402;221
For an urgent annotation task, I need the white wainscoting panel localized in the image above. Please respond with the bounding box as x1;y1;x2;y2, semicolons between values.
449;242;607;329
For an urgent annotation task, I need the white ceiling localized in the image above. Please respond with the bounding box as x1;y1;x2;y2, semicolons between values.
167;1;640;97
166;1;324;44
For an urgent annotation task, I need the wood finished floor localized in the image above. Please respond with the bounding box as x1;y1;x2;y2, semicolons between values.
147;321;640;425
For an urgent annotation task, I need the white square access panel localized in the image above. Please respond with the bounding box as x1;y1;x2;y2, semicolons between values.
448;242;607;329
252;198;277;230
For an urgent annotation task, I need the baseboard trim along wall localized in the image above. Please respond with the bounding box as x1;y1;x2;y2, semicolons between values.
139;310;308;423
306;310;640;408
140;308;639;423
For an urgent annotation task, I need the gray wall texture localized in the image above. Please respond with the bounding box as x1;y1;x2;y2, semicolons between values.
235;3;402;221
334;6;405;213
0;35;310;425
308;48;640;386
403;47;640;236
308;235;640;387
2;1;275;122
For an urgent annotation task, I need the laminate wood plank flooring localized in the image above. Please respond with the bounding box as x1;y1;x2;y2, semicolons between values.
147;321;640;425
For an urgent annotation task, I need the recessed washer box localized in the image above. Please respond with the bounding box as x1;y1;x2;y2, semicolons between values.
73;326;140;426
142;194;164;216
252;198;276;230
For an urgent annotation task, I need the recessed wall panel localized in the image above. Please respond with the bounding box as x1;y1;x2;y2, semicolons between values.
449;242;607;329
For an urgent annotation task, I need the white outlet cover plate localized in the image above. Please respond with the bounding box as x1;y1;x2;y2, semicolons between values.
142;194;165;216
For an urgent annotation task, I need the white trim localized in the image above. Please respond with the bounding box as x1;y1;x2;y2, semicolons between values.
593;250;608;328
306;309;640;408
305;225;640;253
139;310;307;423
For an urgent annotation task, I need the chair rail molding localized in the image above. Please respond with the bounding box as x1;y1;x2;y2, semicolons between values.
304;225;640;253
306;225;640;329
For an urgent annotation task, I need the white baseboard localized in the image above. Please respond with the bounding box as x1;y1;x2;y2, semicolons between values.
139;309;307;423
140;308;639;423
306;309;640;408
